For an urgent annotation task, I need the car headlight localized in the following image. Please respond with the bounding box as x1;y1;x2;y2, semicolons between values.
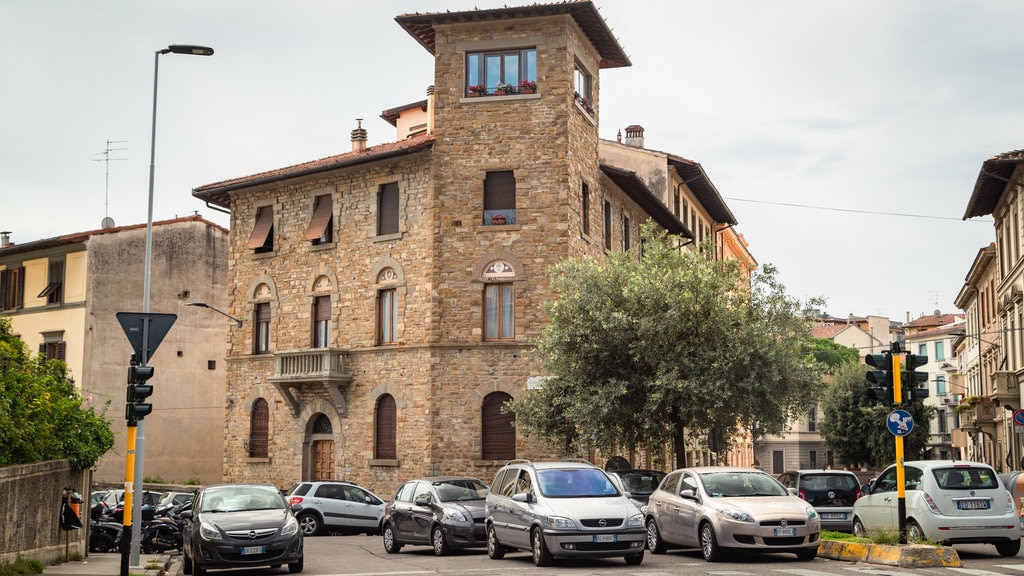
805;507;818;520
544;516;577;530
442;508;467;522
281;515;299;537
199;520;223;541
717;507;754;522
627;513;643;527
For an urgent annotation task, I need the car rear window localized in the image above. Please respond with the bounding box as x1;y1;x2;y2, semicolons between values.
934;466;999;490
800;474;858;492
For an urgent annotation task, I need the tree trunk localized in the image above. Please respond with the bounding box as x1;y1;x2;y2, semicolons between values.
673;422;687;469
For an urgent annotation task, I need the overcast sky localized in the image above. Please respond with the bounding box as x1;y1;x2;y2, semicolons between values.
3;1;1020;323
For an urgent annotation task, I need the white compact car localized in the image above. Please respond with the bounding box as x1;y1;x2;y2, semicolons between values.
853;460;1020;556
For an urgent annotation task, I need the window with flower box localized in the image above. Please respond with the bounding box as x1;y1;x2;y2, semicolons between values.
466;48;537;96
483;171;516;225
574;61;593;114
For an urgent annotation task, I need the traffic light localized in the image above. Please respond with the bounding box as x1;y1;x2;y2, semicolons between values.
865;351;893;404
903;353;929;403
126;364;155;422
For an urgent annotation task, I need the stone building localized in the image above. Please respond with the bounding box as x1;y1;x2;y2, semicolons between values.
193;2;750;494
0;215;229;484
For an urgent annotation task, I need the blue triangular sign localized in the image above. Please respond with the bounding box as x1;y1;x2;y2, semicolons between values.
116;312;177;364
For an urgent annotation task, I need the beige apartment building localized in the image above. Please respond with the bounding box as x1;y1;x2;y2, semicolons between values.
0;215;229;484
192;2;753;494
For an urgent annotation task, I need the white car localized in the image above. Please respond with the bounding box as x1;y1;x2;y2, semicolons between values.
853;460;1020;556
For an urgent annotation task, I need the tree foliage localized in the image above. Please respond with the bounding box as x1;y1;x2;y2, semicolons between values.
818;359;935;469
0;316;114;469
510;224;825;465
809;338;860;369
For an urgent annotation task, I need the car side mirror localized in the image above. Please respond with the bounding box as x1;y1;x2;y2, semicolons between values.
512;492;533;504
679;488;698;501
414;498;431;507
860;483;871;494
787;487;798;496
290;503;302;513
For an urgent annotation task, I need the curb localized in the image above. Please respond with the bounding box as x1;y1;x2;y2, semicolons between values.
818;540;961;567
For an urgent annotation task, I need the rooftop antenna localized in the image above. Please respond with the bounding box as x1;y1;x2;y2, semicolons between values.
93;139;127;227
928;290;943;315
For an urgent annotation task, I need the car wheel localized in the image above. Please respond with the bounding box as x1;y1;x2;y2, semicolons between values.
852;516;867;538
996;539;1021;557
431;525;450;556
486;523;506;559
699;521;721;562
624;552;644;565
382;523;402;554
796;548;817;561
531;527;553;567
296;512;321;536
906;520;925;543
182;549;193;575
288;556;304;573
645;519;666;554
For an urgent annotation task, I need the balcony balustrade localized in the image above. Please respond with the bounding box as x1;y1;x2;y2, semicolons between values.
268;348;353;417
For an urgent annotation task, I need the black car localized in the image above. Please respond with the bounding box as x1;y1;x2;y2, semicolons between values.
181;483;303;575
381;476;489;556
608;469;666;509
777;469;861;532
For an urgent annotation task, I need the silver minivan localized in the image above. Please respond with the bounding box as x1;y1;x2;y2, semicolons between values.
484;459;645;567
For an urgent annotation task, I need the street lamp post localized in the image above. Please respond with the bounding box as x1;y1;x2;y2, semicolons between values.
128;44;213;571
186;301;243;328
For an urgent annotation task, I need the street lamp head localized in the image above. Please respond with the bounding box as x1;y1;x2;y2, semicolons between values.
185;302;210;309
162;45;215;56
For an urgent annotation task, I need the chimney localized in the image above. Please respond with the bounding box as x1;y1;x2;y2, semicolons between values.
624;125;645;148
0;231;10;249
616;129;622;143
351;119;367;152
426;85;435;135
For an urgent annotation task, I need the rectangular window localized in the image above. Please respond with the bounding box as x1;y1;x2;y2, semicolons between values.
808;450;817;469
37;258;64;305
305;194;333;245
935;341;945;361
603;200;612;249
312;296;331;348
573;61;593;113
39;340;66;361
484;284;514;340
623;216;630;250
582;183;590;236
0;267;24;311
937;409;948;433
378;289;396;345
918;343;927;357
673;190;680;217
807;407;816;432
483;171;517;224
254;302;270;354
936;375;946;395
466;48;537;96
378;183;399;236
247;206;275;253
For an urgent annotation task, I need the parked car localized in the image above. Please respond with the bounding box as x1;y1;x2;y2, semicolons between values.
645;466;820;561
181;483;304;575
157;491;196;510
381;476;489;556
484;459;646;566
607;469;666;511
777;469;861;532
287;480;385;536
853;460;1020;556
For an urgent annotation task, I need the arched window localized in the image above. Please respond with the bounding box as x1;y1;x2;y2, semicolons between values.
248;398;269;458
482;392;515;460
375;394;397;459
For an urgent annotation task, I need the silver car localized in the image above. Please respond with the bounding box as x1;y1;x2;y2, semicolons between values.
645;466;820;561
485;459;645;566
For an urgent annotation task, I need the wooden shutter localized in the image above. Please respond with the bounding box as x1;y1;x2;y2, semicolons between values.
246;206;274;249
484;171;516;211
378;183;399;235
375;395;397;459
304;195;333;241
249;398;269;457
482;392;515;460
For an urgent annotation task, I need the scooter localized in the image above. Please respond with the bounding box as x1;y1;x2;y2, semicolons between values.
89;503;123;553
140;501;189;553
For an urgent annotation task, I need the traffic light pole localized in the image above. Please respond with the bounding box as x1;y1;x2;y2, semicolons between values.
120;421;137;576
891;351;908;544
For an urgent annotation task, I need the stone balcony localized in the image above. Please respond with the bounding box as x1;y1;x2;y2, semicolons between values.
267;348;353;417
991;371;1020;409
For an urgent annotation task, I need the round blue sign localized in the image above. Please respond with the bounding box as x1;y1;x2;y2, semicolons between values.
886;409;914;436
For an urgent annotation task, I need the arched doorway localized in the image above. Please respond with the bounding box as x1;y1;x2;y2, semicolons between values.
304;413;335;481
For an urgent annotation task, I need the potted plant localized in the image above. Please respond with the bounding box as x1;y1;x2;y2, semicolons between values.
467;84;486;97
494;82;513;96
490;213;507;225
518;80;537;94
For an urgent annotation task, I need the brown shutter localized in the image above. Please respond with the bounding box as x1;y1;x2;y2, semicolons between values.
375;395;397;459
304;195;333;240
247;206;274;249
484;171;516;211
378;183;399;235
56;341;65;361
0;270;7;310
482;392;515;460
249;398;269;457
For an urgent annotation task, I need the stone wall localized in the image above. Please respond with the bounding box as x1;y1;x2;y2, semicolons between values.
0;461;87;565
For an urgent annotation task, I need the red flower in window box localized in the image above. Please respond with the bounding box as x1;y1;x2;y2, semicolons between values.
518;80;537;94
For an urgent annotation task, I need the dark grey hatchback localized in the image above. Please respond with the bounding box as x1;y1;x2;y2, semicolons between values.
181;483;304;575
381;476;489;556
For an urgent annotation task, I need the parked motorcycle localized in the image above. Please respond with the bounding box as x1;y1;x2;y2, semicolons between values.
140;501;190;553
89;502;123;553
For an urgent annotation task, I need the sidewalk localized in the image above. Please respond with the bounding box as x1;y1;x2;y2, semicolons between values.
42;552;173;576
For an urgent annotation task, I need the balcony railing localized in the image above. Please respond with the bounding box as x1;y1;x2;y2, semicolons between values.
268;348;353;417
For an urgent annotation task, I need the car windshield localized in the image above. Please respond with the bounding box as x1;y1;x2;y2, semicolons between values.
433;478;489;502
616;470;666;495
800;473;859;492
934;466;999;490
202;486;286;512
700;472;788;497
537;468;619;498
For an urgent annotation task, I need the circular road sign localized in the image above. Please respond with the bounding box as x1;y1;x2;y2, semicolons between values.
886;409;914;437
1014;409;1024;427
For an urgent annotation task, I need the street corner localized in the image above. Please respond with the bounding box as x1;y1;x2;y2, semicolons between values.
818;539;961;567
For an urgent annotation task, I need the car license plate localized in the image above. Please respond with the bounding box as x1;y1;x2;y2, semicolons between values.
958;500;991;510
593;534;617;543
821;513;847;520
774;528;796;536
240;546;266;555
